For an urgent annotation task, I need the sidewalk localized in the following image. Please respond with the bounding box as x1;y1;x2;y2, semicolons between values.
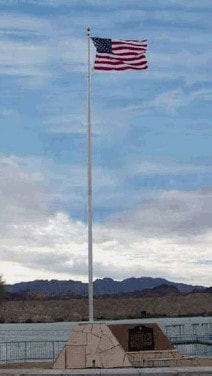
0;367;212;376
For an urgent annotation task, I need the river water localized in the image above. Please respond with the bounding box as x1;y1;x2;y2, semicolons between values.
0;316;211;342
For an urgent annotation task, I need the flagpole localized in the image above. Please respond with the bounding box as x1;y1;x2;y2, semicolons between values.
86;26;94;322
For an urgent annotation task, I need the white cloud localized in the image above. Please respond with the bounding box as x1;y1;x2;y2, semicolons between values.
144;48;212;85
126;88;212;114
47;117;87;135
116;8;211;28
131;161;212;176
155;0;212;9
52;35;87;72
152;50;212;68
0;39;52;78
0;12;88;84
0;12;50;32
0;13;52;82
0;154;211;286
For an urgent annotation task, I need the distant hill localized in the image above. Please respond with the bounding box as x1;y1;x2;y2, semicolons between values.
121;284;181;298
5;277;205;298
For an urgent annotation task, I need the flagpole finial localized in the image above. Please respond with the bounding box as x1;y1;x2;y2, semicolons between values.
87;27;91;36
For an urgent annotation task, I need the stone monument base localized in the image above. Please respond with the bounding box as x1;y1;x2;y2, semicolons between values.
53;322;185;369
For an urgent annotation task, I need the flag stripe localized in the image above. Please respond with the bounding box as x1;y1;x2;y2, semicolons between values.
94;61;148;68
112;46;147;52
96;53;146;62
94;65;148;71
113;39;147;43
111;51;145;56
95;59;147;67
112;40;147;47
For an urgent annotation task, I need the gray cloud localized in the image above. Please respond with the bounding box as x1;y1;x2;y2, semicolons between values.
108;189;212;238
1;248;70;272
0;155;51;226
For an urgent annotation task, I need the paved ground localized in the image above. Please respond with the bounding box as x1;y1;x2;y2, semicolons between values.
0;363;52;369
0;367;212;375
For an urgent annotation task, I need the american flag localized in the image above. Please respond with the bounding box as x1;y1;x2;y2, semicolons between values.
91;37;148;71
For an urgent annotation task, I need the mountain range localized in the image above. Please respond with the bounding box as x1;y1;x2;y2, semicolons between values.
6;277;207;298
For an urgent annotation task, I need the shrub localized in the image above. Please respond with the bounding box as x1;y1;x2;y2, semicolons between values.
0;276;4;303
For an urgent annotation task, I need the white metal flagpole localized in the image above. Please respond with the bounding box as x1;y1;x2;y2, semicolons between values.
86;26;94;322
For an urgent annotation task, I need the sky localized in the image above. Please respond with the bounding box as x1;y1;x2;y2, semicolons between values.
0;0;212;287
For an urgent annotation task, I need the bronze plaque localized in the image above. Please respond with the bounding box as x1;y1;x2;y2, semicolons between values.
128;325;154;351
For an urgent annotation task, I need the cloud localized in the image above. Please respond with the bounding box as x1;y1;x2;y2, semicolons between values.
2;205;212;286
52;36;87;72
126;88;212;114
108;189;212;238
143;47;212;85
46;117;87;135
0;12;50;33
0;155;52;226
155;0;212;9
0;12;87;85
116;8;212;29
151;51;212;70
0;154;211;286
0;39;51;77
131;161;212;176
0;13;52;82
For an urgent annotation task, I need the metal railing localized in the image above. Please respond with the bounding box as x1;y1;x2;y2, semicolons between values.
174;342;212;357
166;334;212;357
164;322;212;340
0;340;65;363
168;334;212;344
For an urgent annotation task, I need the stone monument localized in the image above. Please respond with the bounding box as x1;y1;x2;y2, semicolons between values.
53;321;180;369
